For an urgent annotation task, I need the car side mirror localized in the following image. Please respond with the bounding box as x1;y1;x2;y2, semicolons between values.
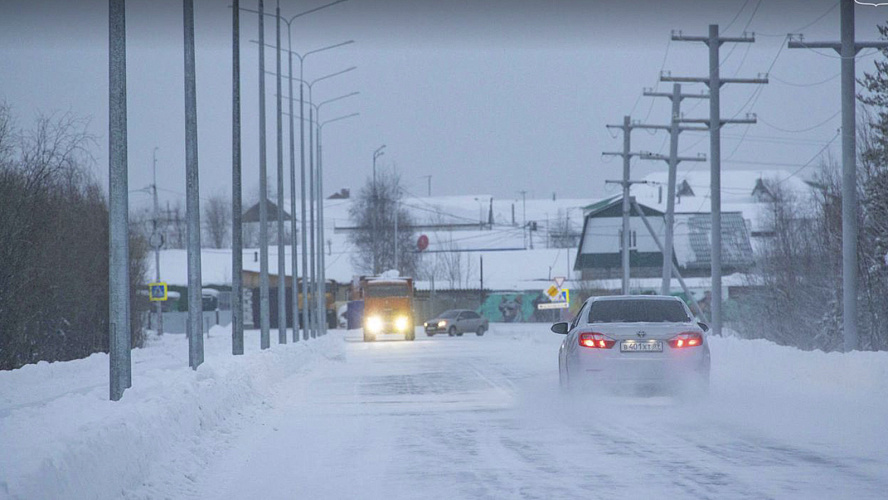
697;321;710;332
551;322;569;335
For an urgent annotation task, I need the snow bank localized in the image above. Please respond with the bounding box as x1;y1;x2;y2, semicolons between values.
0;328;341;500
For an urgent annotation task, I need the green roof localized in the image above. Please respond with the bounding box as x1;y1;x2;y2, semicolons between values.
581;195;622;215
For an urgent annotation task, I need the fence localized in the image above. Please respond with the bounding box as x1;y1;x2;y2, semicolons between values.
142;310;232;334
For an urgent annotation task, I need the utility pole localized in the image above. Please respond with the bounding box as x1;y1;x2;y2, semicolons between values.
422;175;432;196
108;0;131;401
274;0;287;344
184;0;204;369
787;0;888;351
663;24;767;337
151;148;164;336
631;198;708;321
372;145;385;274
519;190;527;249
641;83;709;295
602;116;648;295
257;0;270;349
231;0;244;355
394;195;399;272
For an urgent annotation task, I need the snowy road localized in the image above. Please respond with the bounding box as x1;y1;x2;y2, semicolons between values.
132;325;888;500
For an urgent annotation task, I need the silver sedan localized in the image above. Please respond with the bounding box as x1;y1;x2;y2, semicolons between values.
552;295;710;396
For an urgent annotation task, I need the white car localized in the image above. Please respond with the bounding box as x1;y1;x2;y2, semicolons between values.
553;295;710;396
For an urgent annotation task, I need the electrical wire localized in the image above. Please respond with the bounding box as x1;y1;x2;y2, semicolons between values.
770;72;840;87
754;1;838;37
759;109;841;133
776;128;841;184
723;0;752;33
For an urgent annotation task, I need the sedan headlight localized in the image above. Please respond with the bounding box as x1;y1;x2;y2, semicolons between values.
365;315;383;333
395;316;409;331
438;320;447;328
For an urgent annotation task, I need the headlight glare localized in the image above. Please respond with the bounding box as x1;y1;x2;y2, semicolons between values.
366;315;383;333
438;320;446;327
395;316;409;331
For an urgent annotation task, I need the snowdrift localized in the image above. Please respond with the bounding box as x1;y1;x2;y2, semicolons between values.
0;328;341;500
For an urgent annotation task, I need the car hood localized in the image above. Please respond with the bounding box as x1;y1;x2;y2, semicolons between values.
584;322;702;341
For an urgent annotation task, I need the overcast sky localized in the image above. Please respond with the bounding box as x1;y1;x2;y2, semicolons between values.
0;0;885;210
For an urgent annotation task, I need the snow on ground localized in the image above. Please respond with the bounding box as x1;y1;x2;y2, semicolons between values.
0;328;340;500
2;325;887;499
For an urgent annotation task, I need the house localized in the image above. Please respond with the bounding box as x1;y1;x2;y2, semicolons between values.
573;196;754;280
633;169;816;249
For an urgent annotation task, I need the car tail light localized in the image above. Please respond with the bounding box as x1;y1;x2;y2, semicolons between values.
668;331;704;349
579;332;615;349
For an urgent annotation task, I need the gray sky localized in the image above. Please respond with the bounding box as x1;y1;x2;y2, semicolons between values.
0;0;885;210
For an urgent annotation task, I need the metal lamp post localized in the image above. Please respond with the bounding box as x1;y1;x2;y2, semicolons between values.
238;0;350;341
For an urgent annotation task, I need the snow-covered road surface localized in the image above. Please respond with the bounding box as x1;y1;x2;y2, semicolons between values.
129;325;887;500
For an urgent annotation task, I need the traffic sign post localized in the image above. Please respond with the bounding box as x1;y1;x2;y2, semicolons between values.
539;287;569;310
149;282;168;301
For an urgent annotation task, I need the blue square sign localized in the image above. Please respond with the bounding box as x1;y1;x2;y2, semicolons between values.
149;282;168;301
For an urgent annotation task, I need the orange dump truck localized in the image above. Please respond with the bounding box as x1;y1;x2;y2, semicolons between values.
360;277;415;342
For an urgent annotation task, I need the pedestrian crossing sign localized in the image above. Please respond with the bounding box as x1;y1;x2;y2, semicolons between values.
149;282;168;301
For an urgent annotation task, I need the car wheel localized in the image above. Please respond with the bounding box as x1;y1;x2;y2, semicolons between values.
448;327;456;337
476;325;486;336
363;332;375;342
405;331;415;341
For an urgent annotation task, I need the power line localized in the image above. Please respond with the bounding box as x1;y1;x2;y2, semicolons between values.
777;128;841;184
770;71;841;87
758;109;841;133
754;1;838;37
723;0;752;33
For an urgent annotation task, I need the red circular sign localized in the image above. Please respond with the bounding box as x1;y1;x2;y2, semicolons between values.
417;234;429;251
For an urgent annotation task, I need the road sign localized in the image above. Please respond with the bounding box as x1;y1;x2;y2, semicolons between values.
538;302;569;310
417;234;429;251
149;282;168;301
553;276;566;288
544;284;560;300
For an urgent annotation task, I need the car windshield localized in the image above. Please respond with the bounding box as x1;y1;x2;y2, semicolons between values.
588;299;690;323
438;310;460;319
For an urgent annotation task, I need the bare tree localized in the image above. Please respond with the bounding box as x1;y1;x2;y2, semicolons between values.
203;192;231;249
0;107;147;370
348;168;419;276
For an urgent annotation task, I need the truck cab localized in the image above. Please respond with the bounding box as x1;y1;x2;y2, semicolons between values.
361;277;415;342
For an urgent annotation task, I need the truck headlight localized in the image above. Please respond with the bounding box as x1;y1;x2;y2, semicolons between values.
366;316;383;333
395;316;409;331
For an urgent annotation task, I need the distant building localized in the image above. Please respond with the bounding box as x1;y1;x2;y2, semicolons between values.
573;196;754;280
328;188;350;199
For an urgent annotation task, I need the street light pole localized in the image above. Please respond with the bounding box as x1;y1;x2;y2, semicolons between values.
238;0;350;341
257;0;270;350
372;145;385;274
108;0;131;401
184;0;204;368
151;147;163;337
274;0;286;344
231;0;244;354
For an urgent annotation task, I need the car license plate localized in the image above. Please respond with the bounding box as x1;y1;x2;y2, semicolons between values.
620;340;663;352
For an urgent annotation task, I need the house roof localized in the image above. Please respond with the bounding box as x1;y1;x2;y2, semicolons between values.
574;196;754;271
243;200;291;223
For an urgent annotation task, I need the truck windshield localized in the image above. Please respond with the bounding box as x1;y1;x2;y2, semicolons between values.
365;284;409;297
588;299;690;323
